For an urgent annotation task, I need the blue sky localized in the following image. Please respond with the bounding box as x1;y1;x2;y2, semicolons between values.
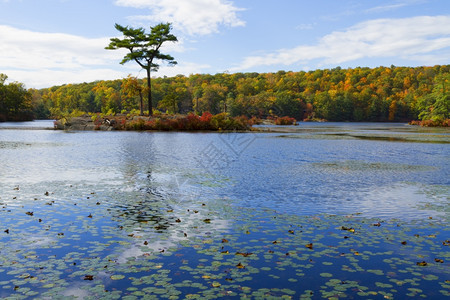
0;0;449;88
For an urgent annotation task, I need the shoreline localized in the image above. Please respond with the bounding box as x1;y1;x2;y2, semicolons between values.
53;114;259;132
2;117;448;132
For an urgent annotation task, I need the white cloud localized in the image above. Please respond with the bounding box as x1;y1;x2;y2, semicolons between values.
232;16;450;71
366;0;427;14
3;68;131;89
365;3;407;13
4;60;209;89
114;0;245;35
0;25;130;87
0;25;124;70
0;25;194;88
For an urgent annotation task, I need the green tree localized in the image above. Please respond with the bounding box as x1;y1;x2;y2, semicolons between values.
158;83;180;114
0;74;32;121
417;73;449;121
273;91;304;120
106;23;178;116
0;74;7;119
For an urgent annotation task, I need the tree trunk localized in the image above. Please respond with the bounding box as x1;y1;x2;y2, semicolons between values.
138;89;144;116
146;68;152;116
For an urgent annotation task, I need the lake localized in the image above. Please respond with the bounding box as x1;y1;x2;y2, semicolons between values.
0;121;449;299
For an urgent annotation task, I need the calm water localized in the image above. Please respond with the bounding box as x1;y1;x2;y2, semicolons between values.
0;121;449;299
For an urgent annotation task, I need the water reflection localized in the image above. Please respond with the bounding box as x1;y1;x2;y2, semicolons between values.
104;186;232;263
354;183;449;219
1;124;448;221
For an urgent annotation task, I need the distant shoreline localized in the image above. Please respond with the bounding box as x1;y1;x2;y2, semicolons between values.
2;117;448;132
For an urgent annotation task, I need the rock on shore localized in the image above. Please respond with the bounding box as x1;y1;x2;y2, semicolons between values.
54;115;115;131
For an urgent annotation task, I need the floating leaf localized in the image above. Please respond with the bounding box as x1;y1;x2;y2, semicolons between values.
111;275;125;280
341;226;355;233
236;252;253;257
423;274;438;281
236;263;245;269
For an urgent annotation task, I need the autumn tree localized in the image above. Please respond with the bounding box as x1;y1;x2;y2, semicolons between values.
92;81;121;114
122;75;144;115
197;83;228;114
106;23;178;116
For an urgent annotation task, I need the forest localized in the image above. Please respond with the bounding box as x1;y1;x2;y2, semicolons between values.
1;65;449;125
0;74;33;121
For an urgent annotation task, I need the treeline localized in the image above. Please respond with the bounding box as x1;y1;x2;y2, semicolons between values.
3;65;450;123
0;74;34;121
